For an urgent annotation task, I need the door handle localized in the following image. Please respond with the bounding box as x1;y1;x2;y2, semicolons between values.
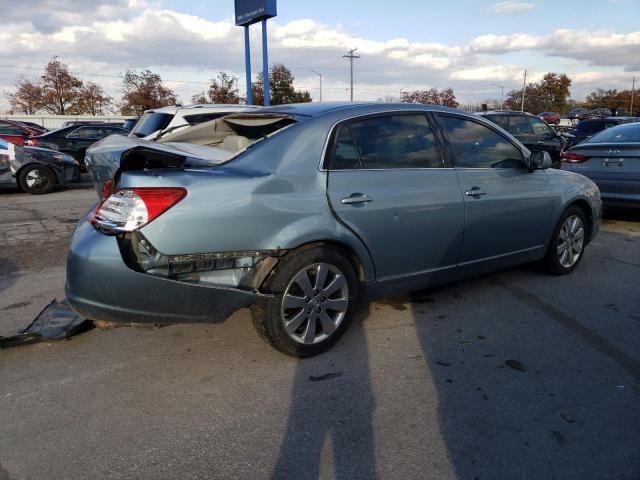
465;187;487;198
341;193;373;205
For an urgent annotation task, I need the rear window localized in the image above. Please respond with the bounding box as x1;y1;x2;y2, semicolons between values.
183;113;228;125
130;112;174;138
585;124;640;143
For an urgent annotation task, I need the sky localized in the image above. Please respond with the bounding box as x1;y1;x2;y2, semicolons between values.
0;0;638;112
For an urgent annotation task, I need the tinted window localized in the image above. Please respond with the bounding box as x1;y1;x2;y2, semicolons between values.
507;115;534;135
330;126;361;169
530;117;554;137
332;114;442;169
585;124;640;143
183;113;227;125
0;123;24;135
487;115;509;130
439;115;524;169
68;127;102;138
130;112;174;137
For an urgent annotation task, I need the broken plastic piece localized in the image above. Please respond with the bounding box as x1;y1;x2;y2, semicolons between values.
0;299;92;349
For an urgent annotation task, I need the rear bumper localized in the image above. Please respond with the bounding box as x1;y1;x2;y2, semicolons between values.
66;221;270;324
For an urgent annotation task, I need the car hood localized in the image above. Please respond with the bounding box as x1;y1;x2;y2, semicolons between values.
85;134;234;196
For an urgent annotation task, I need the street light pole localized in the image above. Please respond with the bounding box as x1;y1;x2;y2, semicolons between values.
343;48;359;102
311;70;322;102
491;83;504;109
631;76;636;116
521;69;527;112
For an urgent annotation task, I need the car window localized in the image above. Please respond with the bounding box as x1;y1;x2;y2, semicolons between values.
332;114;443;169
507;115;534;135
130;112;174;137
438;115;525;169
183;113;228;125
486;115;509;130
0;123;24;135
67;127;102;138
585;124;640;143
530;117;554;137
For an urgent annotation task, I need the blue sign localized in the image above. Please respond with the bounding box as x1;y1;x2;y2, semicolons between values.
234;0;277;26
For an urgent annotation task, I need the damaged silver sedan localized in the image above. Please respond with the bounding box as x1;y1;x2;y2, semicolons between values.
67;103;602;357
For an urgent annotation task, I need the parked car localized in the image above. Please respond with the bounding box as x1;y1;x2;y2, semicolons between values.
0;137;79;194
67;103;601;357
567;108;590;121
538;112;561;125
561;122;640;207
476;111;567;167
0;119;41;146
61;120;124;128
14;120;47;134
566;117;640;147
585;108;613;119
129;104;261;140
25;124;129;163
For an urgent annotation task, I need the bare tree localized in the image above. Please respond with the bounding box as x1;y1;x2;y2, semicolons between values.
6;76;43;114
401;87;459;108
120;69;177;115
208;72;240;104
40;57;84;114
77;82;112;115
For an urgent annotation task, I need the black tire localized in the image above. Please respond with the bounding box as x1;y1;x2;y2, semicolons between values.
251;244;359;357
18;164;56;195
540;206;587;275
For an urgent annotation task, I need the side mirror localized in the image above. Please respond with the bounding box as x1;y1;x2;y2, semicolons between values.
529;151;552;170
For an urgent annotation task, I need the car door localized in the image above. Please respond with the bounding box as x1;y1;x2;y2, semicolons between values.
0;139;13;184
66;127;103;160
326;112;465;286
435;114;555;267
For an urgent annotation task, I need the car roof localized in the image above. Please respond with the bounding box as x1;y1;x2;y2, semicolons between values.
254;101;464;118
146;104;262;115
475;110;537;118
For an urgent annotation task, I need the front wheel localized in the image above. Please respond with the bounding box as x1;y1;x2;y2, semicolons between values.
541;206;587;275
251;245;358;357
18;164;56;195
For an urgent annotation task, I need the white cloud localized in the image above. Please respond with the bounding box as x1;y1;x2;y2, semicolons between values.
490;1;536;14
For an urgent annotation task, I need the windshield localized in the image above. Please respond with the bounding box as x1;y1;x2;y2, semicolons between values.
130;112;174;138
585;123;640;143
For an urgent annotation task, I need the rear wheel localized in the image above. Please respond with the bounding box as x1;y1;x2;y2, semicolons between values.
251;245;358;357
541;206;587;275
18;164;56;195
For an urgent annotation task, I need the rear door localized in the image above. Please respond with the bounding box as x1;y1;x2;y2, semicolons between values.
326;112;465;284
435;113;555;265
66;126;103;160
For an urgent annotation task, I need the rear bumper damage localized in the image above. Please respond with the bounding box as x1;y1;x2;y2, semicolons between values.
66;221;272;324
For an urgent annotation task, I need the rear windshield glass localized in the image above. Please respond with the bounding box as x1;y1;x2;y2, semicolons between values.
586;124;640;143
130;112;174;138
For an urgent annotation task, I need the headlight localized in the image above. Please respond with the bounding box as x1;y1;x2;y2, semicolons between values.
52;153;75;163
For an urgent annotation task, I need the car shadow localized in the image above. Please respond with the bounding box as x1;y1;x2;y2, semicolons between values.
0;257;18;295
271;304;377;480
407;260;640;479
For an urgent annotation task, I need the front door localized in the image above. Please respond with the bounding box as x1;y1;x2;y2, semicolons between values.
435;114;555;265
326;113;465;283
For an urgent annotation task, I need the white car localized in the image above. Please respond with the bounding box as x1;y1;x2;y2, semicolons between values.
129;104;261;140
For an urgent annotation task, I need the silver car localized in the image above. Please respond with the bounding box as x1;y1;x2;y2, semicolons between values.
561;121;640;207
67;103;602;357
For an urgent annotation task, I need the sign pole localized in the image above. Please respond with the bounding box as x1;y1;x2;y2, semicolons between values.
244;25;253;105
262;19;270;106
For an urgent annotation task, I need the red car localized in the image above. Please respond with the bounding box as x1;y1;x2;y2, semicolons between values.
0;120;42;146
538;112;561;125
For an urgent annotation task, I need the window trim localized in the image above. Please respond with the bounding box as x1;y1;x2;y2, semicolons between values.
321;110;448;171
434;113;528;170
66;126;102;139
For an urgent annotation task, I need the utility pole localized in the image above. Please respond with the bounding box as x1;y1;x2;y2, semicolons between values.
631;76;636;116
520;69;527;112
491;83;504;109
343;48;359;102
311;70;322;102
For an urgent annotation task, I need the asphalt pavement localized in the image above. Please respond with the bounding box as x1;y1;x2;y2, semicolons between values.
0;184;639;480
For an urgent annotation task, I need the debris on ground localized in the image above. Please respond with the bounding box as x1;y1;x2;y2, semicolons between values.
505;359;527;372
0;299;93;349
309;372;343;382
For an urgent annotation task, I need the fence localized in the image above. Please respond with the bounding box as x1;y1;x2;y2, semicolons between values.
2;115;135;130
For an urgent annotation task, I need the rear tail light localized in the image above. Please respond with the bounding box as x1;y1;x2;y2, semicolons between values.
100;179;114;201
90;187;186;233
24;138;38;146
561;152;588;163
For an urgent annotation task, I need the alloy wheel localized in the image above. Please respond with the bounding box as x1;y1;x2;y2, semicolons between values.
280;263;349;344
557;214;584;268
25;168;48;190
